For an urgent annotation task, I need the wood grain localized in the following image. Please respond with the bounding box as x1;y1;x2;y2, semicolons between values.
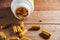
0;8;60;40
1;0;60;10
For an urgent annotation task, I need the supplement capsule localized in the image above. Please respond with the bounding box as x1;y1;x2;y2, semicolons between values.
0;32;6;40
20;21;24;29
0;23;10;29
16;7;28;17
19;29;28;37
31;25;41;30
40;30;51;39
22;37;31;40
13;26;18;34
16;7;28;20
7;37;19;40
17;26;22;33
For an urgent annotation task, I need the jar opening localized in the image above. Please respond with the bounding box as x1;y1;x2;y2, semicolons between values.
16;7;28;20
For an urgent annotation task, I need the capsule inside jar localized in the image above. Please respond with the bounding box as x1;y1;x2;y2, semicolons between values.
16;7;28;20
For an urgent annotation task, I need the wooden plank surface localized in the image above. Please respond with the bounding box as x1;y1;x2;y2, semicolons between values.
1;0;60;10
0;8;60;40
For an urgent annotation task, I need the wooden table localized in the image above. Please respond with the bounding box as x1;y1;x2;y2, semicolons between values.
1;0;60;10
0;7;60;40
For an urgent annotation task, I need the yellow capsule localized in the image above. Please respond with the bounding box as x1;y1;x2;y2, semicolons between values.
16;7;28;17
42;30;51;36
40;30;52;39
17;26;22;33
0;32;6;40
31;25;41;30
7;37;19;40
22;37;31;40
20;21;24;29
19;29;28;37
13;26;18;34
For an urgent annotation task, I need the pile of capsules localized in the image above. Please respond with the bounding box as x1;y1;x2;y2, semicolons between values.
0;21;52;40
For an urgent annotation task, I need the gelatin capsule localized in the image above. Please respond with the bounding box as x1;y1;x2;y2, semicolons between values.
0;32;6;40
13;26;18;34
31;25;41;30
19;29;28;37
40;30;51;39
22;37;31;40
7;37;19;40
17;26;22;33
20;21;24;29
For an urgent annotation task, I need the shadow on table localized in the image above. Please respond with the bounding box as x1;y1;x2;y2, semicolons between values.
0;7;20;25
